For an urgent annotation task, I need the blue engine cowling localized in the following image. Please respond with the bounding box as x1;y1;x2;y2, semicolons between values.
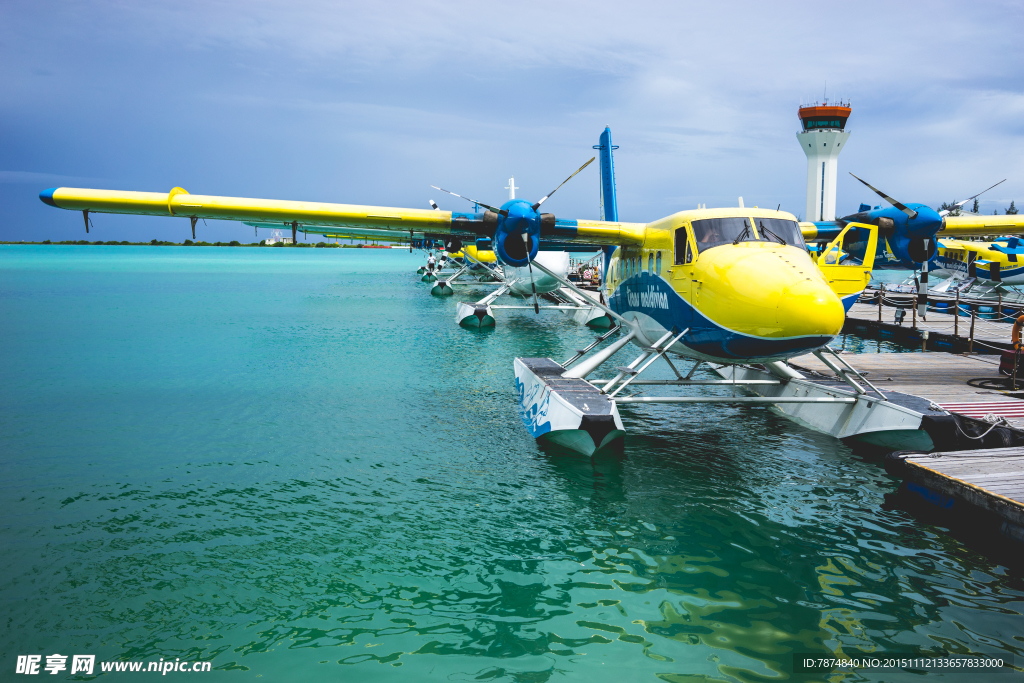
829;204;943;269
492;199;542;268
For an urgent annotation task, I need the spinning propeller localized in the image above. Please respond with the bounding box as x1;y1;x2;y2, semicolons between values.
431;157;596;314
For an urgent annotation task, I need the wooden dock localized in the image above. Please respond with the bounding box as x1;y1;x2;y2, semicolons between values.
790;351;1024;432
886;447;1024;542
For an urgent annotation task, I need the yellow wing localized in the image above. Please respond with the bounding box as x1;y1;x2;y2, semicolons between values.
940;214;1024;238
42;187;453;232
40;186;648;246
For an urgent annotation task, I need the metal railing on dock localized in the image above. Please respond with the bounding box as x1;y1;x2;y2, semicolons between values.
851;287;1019;354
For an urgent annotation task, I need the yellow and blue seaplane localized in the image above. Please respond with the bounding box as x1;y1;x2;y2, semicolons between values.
41;128;981;455
799;176;1024;313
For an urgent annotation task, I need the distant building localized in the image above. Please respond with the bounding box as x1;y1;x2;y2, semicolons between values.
263;229;293;245
797;101;851;222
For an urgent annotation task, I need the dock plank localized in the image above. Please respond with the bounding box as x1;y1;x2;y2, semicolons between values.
789;352;1024;428
899;449;1024;530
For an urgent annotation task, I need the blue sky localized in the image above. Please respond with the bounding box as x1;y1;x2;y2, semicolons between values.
2;0;1023;242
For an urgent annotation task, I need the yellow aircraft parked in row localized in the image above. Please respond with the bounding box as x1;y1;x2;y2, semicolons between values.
39;187;871;364
932;236;1024;285
38;127;883;453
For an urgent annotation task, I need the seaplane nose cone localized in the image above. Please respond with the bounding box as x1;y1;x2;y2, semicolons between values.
776;277;845;338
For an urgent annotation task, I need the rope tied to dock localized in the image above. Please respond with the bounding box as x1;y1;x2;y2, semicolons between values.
952;415;1010;441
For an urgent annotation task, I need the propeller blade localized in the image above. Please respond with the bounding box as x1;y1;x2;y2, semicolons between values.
532;157;596;211
938;180;1006;216
523;232;540;314
956;179;1006;209
430;186;507;216
849;173;918;219
429;199;440;211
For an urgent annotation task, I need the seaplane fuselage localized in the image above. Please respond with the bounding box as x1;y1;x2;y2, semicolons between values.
505;251;570;296
602;208;846;363
458;244;570;294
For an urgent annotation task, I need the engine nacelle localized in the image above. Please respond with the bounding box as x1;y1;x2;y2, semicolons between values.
836;204;943;269
492;200;541;268
894;235;937;266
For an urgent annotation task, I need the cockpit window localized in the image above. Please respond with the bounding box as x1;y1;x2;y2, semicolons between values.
755;218;805;248
692;217;755;251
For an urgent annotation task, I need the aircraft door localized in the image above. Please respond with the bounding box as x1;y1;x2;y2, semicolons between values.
671;225;695;327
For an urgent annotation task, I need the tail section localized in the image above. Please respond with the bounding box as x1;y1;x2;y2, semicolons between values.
594;127;620;283
593;127;619;222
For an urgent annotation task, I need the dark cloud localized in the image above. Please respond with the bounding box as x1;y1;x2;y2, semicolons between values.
2;0;1023;241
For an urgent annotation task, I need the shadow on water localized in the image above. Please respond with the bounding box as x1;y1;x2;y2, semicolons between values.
536;441;630;505
883;486;1024;574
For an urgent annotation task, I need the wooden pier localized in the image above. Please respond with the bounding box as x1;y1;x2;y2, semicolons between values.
789;351;1021;419
786;351;1024;450
886;447;1024;542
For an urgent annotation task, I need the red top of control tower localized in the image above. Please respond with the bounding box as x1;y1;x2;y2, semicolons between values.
798;101;851;131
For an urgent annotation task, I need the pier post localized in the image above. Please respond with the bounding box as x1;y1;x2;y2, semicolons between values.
970;305;976;353
921;330;929;352
912;295;917;329
998;291;1003;320
877;289;882;322
955;290;959;338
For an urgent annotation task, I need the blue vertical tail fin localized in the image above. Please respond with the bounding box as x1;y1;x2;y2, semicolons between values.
593;126;619;222
594;127;620;283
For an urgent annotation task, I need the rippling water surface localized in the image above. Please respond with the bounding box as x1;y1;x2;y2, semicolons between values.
2;246;1022;681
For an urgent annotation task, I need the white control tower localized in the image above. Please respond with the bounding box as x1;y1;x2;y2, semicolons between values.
797;101;851;222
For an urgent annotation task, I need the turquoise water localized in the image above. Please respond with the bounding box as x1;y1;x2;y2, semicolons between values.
1;246;1022;682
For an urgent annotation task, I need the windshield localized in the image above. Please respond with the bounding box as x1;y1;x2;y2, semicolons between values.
691;217;755;251
755;218;805;248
